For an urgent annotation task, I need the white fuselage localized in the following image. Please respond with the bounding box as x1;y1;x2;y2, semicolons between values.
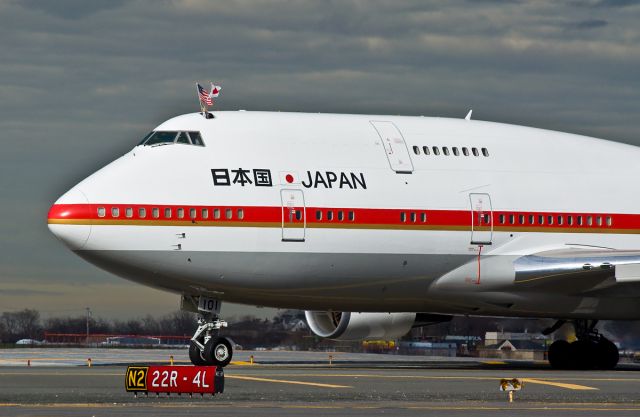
48;111;640;320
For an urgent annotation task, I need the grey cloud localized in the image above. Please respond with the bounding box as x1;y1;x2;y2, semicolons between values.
15;0;130;19
0;0;638;318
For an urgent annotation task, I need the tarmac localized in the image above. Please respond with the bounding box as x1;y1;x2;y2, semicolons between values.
2;349;640;416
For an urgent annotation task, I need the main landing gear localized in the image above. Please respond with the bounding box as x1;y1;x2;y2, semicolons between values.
188;298;234;367
546;320;618;370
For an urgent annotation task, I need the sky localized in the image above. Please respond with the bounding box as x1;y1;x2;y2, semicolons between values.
1;0;639;320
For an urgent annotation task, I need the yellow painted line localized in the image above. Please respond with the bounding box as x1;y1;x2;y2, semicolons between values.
482;361;507;365
522;377;598;391
233;373;599;390
230;361;255;366
226;374;351;389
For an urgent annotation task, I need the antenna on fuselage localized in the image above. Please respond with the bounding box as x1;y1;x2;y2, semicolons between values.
465;109;473;121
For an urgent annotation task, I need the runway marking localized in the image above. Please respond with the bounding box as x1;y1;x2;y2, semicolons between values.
226;375;352;388
231;373;598;390
521;378;598;390
2;403;640;412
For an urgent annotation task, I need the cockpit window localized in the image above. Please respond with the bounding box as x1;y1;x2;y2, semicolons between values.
188;132;204;146
176;132;190;144
139;131;206;147
144;131;178;146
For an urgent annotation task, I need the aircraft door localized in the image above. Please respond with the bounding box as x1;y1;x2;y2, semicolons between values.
469;193;493;245
370;121;414;174
281;189;306;242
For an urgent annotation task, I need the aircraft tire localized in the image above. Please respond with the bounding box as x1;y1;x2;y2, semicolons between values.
204;337;233;367
189;341;208;366
571;339;599;370
596;338;619;370
548;340;571;369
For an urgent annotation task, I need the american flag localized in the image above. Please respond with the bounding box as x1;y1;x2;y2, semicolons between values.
197;83;213;105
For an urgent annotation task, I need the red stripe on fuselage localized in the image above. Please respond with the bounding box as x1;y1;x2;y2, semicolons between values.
47;203;636;232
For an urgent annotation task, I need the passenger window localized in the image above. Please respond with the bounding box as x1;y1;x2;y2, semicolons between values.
420;212;427;223
138;208;146;218
152;208;159;218
413;146;420;155
213;208;220;219
453;147;459;156
462;147;469;156
348;211;355;221
177;208;184;219
400;212;407;222
164;208;171;218
482;148;489;157
528;214;534;225
509;214;515;224
432;146;440;155
422;146;430;155
519;214;525;224
176;132;191;144
538;215;544;225
587;216;592;226
597;216;602;226
188;132;205;146
568;216;573;226
327;211;334;221
547;215;553;225
190;208;197;219
238;209;244;220
201;208;208;219
606;216;612;226
442;147;450;156
111;207;120;218
499;214;505;224
337;211;344;221
97;207;106;217
316;210;322;221
225;209;232;219
410;212;416;222
125;207;133;218
472;148;479;157
577;216;583;226
557;215;563;225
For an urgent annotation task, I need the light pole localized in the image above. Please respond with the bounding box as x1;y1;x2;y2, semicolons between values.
85;307;91;345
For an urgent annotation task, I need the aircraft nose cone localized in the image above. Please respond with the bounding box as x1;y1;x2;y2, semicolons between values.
47;187;92;250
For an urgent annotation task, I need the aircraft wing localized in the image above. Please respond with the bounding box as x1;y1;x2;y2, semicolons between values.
512;249;640;295
433;248;640;297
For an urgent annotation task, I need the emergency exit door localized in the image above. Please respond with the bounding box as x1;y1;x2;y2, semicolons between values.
370;121;414;173
470;193;493;245
281;189;306;242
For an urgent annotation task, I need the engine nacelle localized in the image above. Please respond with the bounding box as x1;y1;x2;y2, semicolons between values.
304;311;416;340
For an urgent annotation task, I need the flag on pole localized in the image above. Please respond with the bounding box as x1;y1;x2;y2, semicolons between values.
209;82;221;98
197;83;213;106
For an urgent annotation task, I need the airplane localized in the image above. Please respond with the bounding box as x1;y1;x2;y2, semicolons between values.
47;109;640;370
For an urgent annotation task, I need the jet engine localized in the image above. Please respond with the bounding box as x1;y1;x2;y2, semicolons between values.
304;311;418;340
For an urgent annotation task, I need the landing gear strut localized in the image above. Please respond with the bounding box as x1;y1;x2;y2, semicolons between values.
547;320;618;370
188;297;233;367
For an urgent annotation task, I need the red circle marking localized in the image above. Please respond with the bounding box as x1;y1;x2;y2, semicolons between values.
285;174;294;183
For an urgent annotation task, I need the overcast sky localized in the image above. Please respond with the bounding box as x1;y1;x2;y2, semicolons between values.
1;0;639;320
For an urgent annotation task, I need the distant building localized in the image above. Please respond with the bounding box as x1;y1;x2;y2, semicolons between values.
479;331;548;360
398;341;457;357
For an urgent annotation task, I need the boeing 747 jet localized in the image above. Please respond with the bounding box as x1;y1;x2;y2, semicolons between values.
48;110;640;369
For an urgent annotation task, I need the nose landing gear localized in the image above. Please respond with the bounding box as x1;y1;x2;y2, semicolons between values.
546;320;619;370
187;297;234;367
